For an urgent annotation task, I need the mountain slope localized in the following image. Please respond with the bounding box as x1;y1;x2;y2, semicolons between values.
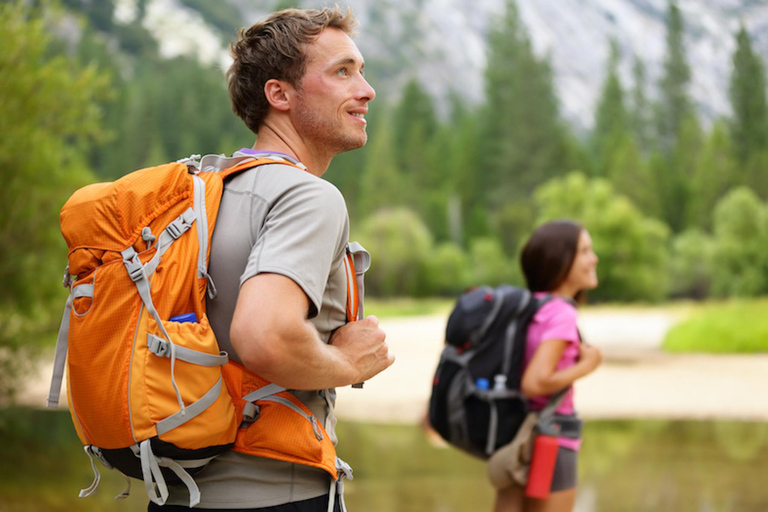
117;0;768;130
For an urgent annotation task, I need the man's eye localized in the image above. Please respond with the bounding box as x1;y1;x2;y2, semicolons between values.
337;68;348;76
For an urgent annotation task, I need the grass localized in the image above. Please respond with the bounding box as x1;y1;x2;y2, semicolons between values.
364;297;454;319
662;298;768;353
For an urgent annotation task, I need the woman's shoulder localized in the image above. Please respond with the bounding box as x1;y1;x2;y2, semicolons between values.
532;294;578;325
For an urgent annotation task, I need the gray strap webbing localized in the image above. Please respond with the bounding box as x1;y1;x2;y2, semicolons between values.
486;400;499;455
122;248;186;414
328;457;354;512
500;289;532;376
147;334;228;367
156;457;201;508
155;375;225;436
242;383;286;403
192;175;209;280
79;445;101;498
347;242;370;319
471;287;505;346
142;208;196;278
199;154;254;173
140;440;170;506
72;283;93;299
47;294;73;408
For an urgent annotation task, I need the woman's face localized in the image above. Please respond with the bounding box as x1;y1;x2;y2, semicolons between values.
563;229;599;292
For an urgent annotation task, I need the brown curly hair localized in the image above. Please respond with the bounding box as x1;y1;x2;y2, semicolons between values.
227;6;358;134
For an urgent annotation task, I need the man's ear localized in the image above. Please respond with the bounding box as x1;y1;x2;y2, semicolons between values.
264;79;293;112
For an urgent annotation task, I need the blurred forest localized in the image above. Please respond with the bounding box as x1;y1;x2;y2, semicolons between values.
2;0;768;397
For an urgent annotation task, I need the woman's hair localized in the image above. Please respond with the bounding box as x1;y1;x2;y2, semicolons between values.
520;220;585;302
227;6;358;134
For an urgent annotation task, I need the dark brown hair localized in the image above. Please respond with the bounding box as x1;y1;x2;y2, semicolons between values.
227;6;358;134
520;220;585;302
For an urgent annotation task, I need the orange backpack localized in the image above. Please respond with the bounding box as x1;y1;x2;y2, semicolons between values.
46;154;363;507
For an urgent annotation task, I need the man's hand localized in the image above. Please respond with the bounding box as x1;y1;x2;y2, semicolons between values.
330;315;395;384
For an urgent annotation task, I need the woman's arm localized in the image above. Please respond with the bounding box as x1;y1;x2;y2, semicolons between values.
521;340;602;397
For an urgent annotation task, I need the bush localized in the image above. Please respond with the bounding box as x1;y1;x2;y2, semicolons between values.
468;237;520;287
710;188;768;297
425;242;471;296
356;207;433;297
668;229;714;299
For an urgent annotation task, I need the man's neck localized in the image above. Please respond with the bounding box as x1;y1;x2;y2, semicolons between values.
253;125;331;177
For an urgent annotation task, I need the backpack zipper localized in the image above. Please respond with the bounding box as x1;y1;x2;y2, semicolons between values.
258;395;324;441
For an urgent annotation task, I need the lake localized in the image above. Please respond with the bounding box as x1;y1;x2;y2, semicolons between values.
1;408;766;511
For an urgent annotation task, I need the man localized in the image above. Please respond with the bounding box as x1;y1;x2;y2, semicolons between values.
152;7;394;511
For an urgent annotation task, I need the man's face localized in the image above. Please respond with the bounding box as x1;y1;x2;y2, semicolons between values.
291;28;376;156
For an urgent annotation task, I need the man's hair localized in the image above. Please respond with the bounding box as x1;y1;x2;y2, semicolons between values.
520;220;586;303
227;6;359;134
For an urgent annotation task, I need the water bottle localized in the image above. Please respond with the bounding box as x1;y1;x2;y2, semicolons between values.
493;374;507;391
475;378;490;391
169;312;198;323
525;433;559;499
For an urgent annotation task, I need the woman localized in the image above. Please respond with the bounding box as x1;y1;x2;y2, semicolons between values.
493;220;603;512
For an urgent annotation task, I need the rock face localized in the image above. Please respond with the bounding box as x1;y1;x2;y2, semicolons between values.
130;0;768;130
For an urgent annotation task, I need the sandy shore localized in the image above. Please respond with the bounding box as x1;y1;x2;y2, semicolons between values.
334;311;768;424
22;309;768;423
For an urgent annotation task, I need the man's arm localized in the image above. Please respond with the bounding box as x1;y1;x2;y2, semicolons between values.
230;272;394;389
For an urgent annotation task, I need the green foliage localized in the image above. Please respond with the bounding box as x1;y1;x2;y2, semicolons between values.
425;243;472;296
356;208;434;297
688;121;737;230
656;0;694;155
710;187;768;297
0;1;108;400
663;299;768;352
728;24;768;168
468;237;519;288
668;229;714;299
533;173;670;302
479;0;568;208
592;38;630;177
630;56;654;153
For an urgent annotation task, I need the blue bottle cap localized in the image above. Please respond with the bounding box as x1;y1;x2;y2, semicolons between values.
475;378;490;391
169;312;198;323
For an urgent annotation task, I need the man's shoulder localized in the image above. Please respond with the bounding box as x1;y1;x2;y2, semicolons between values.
228;161;344;203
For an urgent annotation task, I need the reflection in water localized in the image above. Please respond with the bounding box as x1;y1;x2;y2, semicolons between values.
337;420;768;512
1;409;767;511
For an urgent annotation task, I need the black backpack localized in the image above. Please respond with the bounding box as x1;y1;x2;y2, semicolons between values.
428;285;550;459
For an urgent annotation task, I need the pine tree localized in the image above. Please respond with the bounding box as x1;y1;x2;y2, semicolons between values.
630;56;653;153
479;0;567;209
688;121;736;230
591;38;630;177
728;24;768;168
655;0;693;155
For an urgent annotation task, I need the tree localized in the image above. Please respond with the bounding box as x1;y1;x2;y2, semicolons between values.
710;188;768;297
591;38;630;177
728;24;768;168
0;2;109;400
655;0;693;155
357;113;406;214
478;0;568;208
688;121;736;230
630;56;653;154
533;173;670;302
355;208;433;297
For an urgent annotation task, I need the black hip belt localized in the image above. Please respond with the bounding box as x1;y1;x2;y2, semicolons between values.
552;414;583;439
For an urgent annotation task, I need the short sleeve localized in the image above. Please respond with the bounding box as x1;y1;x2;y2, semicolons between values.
241;173;349;317
533;299;580;345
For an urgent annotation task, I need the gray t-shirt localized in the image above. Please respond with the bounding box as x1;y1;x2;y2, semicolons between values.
165;151;352;508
